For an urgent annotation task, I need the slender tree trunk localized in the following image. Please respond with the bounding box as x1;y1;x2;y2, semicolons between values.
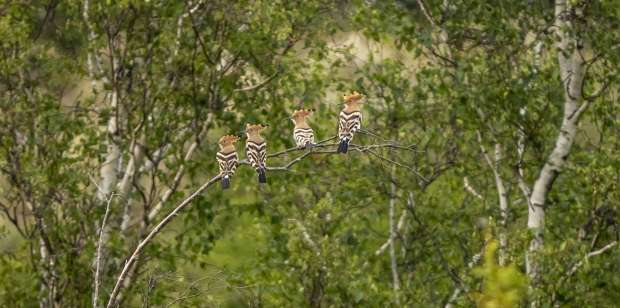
494;144;509;266
478;133;509;266
83;2;125;305
526;0;587;305
388;165;400;305
119;140;145;234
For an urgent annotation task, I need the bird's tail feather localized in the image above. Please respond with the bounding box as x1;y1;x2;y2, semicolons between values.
221;175;230;189
337;139;349;154
258;168;267;183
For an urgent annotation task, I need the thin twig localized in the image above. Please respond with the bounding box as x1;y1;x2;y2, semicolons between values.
233;71;279;92
376;192;409;257
267;136;338;157
551;241;617;306
463;177;483;200
375;209;407;256
238;142;427;182
361;148;429;183
567;241;617;276
415;0;438;28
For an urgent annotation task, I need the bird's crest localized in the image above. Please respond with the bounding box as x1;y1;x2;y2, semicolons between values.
218;135;240;145
343;91;364;104
245;123;268;133
292;108;314;118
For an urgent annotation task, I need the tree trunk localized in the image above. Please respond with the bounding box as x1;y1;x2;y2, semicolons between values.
388;165;401;305
526;0;586;305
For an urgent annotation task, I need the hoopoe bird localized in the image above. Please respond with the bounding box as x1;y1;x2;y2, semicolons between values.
216;135;240;189
337;91;364;154
245;123;268;183
291;108;316;149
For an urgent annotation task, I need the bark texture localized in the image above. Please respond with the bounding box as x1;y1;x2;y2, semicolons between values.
526;0;587;305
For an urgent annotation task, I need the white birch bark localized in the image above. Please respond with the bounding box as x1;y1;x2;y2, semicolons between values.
516;108;532;208
119;136;145;234
375;210;407;256
83;2;124;305
463;176;483;200
93;194;114;308
493;144;509;267
97;91;121;203
388;165;400;305
82;0;120;204
477;133;509;266
39;238;55;308
526;1;587;305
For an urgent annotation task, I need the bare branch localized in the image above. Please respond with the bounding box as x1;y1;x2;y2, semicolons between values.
516;108;533;210
106;175;221;308
93;194;115;308
119;140;145;234
463;177;483;200
234;71;279;92
238;140;427;182
362;148;429;183
375;209;407;256
96;90;121;203
567;241;617;277
413;0;455;65
170;0;204;62
415;0;438;28
568;99;592;121
476;131;508;266
268;136;338;157
388;165;401;305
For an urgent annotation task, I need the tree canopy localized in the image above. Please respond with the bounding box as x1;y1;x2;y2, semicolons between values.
0;0;619;307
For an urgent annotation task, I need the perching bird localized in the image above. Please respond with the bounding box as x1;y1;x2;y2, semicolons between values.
337;91;364;154
216;135;240;189
245;123;268;183
291;108;316;149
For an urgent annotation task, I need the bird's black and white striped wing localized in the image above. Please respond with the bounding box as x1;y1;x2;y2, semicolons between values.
216;151;238;176
294;127;315;148
338;110;362;141
246;141;267;169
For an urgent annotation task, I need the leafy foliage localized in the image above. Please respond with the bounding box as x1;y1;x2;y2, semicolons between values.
0;0;618;307
473;237;526;308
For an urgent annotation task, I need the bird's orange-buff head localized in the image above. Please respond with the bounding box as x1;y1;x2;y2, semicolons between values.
245;123;268;138
342;91;364;106
218;135;240;151
291;108;314;122
291;108;314;128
